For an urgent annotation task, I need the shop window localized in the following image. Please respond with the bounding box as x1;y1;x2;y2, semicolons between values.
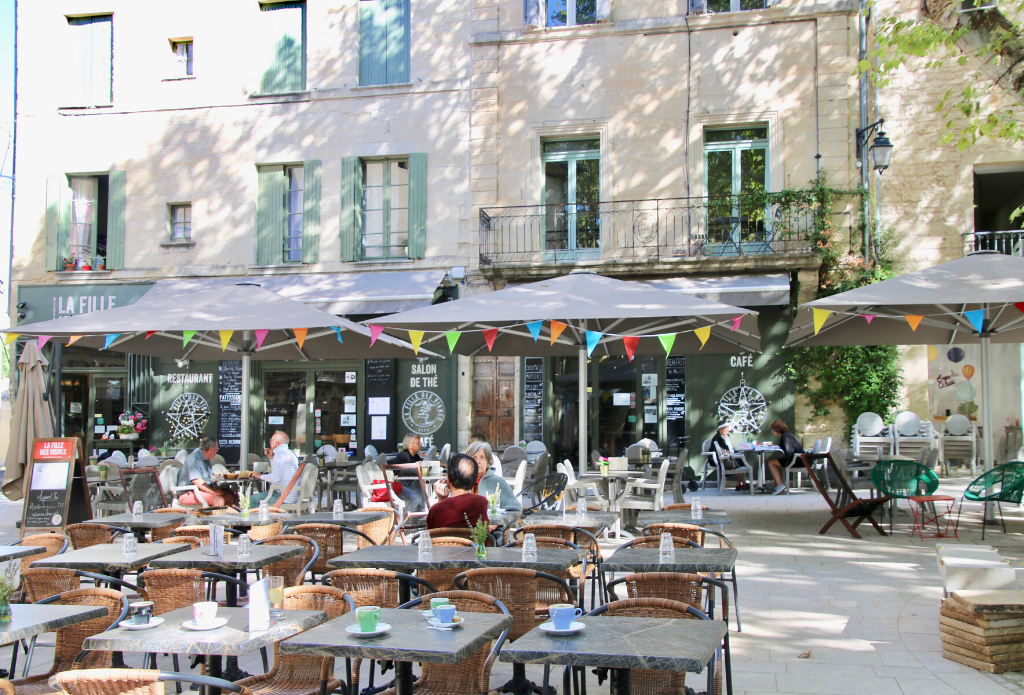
359;0;410;86
704;127;769;250
170;204;192;240
258;1;306;93
171;40;194;77
542;139;600;254
44;171;126;271
255;161;320;265
67;15;113;106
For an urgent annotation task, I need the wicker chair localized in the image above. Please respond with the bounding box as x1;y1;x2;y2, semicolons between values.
455;568;574;639
11;534;68;601
502;538;585;608
0;679;11;695
65;524;118;550
427;527;474;541
355;507;399;547
259;536;318;587
158;536;203;550
661;503;708;511
607;572;703;606
12;589;127;695
246;522;284;542
149;508;188;542
21;569;81;604
643;523;705;547
236;587;350;695
512;524;604;608
627;536;697;549
585;598;721;695
386;590;511;695
172;525;229;545
54;669;254;695
418;537;474;592
293;525;343;579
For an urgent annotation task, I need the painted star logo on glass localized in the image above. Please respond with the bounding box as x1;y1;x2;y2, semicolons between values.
717;373;767;436
167;392;211;440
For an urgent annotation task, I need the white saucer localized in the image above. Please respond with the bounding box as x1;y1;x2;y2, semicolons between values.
180;617;228;631
119;617;164;631
428;616;464;629
345;622;392;638
421;609;435;619
539;621;585;636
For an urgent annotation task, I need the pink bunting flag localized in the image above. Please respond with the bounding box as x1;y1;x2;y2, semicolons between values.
369;325;384;347
483;328;499;352
254;329;269;350
859;314;876;324
730;316;742;331
36;336;52;349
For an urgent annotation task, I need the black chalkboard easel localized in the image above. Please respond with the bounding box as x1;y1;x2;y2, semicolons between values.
21;438;91;537
365;358;396;453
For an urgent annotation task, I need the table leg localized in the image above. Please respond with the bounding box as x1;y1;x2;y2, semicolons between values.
220;572;251;682
398;577;411;605
498;662;554;695
610;669;631;695
394;660;413;695
203;655;223;695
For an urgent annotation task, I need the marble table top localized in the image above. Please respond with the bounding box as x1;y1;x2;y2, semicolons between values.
147;543;303;571
282;511;392;527
281;608;512;663
580;471;640;480
327;544;587;573
83;606;326;656
30;542;188;573
637;510;731;527
522;511;619;533
0;604;108;647
0;545;46;563
190;513;292;527
84;512;189;529
602;547;738;574
499;615;727;672
489;509;523;527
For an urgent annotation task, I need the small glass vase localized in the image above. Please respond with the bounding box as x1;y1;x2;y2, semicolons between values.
0;598;13;623
475;542;487;559
240;507;250;518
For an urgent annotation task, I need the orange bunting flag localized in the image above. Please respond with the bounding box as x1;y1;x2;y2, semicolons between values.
294;328;308;350
549;320;567;345
622;336;640;361
694;326;711;349
67;335;83;346
408;331;425;355
483;328;499;352
905;315;924;332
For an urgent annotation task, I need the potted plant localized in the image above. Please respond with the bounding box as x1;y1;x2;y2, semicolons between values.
79;256;92;271
62;254;76;271
0;562;19;622
95;255;105;271
97;463;109;481
118;411;148;440
598;457;610;477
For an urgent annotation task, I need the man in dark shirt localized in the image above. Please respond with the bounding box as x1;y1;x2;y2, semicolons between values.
426;453;488;529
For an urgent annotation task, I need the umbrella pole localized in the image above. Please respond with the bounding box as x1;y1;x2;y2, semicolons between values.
240;345;251;472
981;332;996;523
579;344;587;478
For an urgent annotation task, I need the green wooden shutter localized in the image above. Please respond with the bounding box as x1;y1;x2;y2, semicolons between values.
106;170;126;270
407;153;427;259
256;167;287;265
359;1;388;86
45;175;69;271
260;2;306;93
339;157;364;262
302;159;321;263
385;0;410;84
69;16;112;105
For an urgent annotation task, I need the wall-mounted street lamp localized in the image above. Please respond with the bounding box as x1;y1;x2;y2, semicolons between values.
857;118;893;174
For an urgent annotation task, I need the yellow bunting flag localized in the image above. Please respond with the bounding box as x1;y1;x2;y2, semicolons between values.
409;330;425;355
294;328;308;350
219;330;234;351
812;308;833;335
67;335;83;346
549;320;567;346
3;333;18;345
658;333;676;355
694;326;711;349
905;315;924;332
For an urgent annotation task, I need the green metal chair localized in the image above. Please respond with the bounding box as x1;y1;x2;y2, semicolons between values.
869;460;940;533
956;461;1024;540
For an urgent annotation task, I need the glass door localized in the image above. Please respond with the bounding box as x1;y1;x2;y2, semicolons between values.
62;374;89;445
263;364;363;457
704;127;768;252
314;370;359;456
264;371;308;453
543;139;601;256
594;356;638;456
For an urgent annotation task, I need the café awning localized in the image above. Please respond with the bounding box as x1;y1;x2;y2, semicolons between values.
643;273;791;307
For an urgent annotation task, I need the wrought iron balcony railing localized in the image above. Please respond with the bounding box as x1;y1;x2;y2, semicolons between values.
963;230;1024;256
479;194;817;266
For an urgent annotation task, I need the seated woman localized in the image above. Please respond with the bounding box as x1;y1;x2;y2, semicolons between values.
176;438;235;508
712;420;748;491
766;419;805;495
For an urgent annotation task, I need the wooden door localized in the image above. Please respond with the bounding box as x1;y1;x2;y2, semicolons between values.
473;357;517;450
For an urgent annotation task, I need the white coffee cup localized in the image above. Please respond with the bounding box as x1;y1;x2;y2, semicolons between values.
192;601;218;627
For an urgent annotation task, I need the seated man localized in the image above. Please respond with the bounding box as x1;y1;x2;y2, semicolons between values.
250;430;301;507
426;453;488;529
435;440;522;513
177;438;235;507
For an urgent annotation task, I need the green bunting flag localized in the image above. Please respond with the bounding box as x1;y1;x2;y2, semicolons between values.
446;331;462;354
182;330;196;347
658;333;676;355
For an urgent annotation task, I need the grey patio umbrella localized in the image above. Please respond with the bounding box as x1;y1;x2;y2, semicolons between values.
5;283;438;465
2;343;54;500
371;272;760;471
786;252;1024;475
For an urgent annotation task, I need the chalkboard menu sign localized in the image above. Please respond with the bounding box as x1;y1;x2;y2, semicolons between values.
21;438;89;536
523;358;544;443
365;359;395;454
120;467;167;513
218;361;243;464
666;357;686;448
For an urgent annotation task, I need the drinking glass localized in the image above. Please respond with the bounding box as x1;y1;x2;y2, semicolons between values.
522;532;538;562
418;532;433;559
690;498;702;520
258;500;269;520
576;498;586;520
659;532;675;561
122;534;137;557
132;501;144;517
267;576;284;619
333;499;343;517
237;534;252;558
310;502;318;515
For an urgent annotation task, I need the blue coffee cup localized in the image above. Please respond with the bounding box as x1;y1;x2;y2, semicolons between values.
549;604;582;630
434;604;457;625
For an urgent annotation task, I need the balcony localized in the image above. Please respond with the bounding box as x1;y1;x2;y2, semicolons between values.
478;194;821;278
963;230;1024;256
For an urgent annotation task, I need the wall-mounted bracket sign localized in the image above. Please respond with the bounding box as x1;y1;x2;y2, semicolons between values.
21;438;91;537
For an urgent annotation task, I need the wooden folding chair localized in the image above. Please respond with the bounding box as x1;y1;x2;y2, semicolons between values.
801;452;890;539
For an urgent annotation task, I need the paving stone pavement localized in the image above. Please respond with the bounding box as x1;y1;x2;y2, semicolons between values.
1;476;1023;694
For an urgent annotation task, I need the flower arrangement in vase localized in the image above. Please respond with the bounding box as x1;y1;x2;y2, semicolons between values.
117;411;148;439
238;484;253;517
0;562;19;622
467;515;489;559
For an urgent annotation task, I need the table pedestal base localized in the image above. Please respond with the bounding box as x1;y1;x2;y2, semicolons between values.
203;655;222;695
497;663;556;695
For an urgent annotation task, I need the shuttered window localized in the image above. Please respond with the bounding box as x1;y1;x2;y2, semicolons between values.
68;15;113;105
256;161;320;265
359;0;410;86
45;171;126;270
340;153;426;260
258;2;306;94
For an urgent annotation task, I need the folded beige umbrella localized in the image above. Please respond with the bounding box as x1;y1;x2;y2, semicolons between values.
2;343;54;501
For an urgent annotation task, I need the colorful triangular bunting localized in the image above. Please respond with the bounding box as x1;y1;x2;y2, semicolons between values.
369;325;384;347
294;328;308;350
622;336;639;361
1016;302;1024;314
550;320;567;346
812;308;833;335
408;330;424;356
694;326;711;349
446;331;462;354
526;321;543;342
36;336;52;349
145;331;157;340
586;330;603;357
963;309;985;333
103;334;120;350
905;315;924;332
67;335;83;346
659;333;676;355
219;330;234;351
859;314;876;324
2;334;18;346
254;329;269;350
483;328;499;352
330;327;344;343
730;316;743;331
182;330;196;347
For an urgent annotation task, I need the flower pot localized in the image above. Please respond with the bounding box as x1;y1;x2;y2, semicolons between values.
97;264;106;271
99;469;108;481
64;264;75;271
119;433;139;440
81;265;92;271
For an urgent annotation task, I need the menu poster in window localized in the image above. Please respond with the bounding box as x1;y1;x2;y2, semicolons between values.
523;358;544;443
217;361;243;465
21;438;90;536
119;467;167;513
365;358;396;451
666;356;686;445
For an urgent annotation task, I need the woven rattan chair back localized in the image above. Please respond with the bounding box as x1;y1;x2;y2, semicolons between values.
160;536;203;550
260;535;316;587
517;524;575;543
140;569;205;616
149;509;187;541
417;537;474;591
55;669;255;695
503;538;577;606
662;503;707;511
459;568;541;641
20;533;67;576
629;536;694;549
283;586;352;618
644;523;705;547
293;524;341;576
355;507;397;548
428;536;474;548
427;527;474;541
405;590;507;695
246;521;284;542
173;525;213;544
66;524;111;550
621;573;703;608
325;569;401;608
21;568;80;604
